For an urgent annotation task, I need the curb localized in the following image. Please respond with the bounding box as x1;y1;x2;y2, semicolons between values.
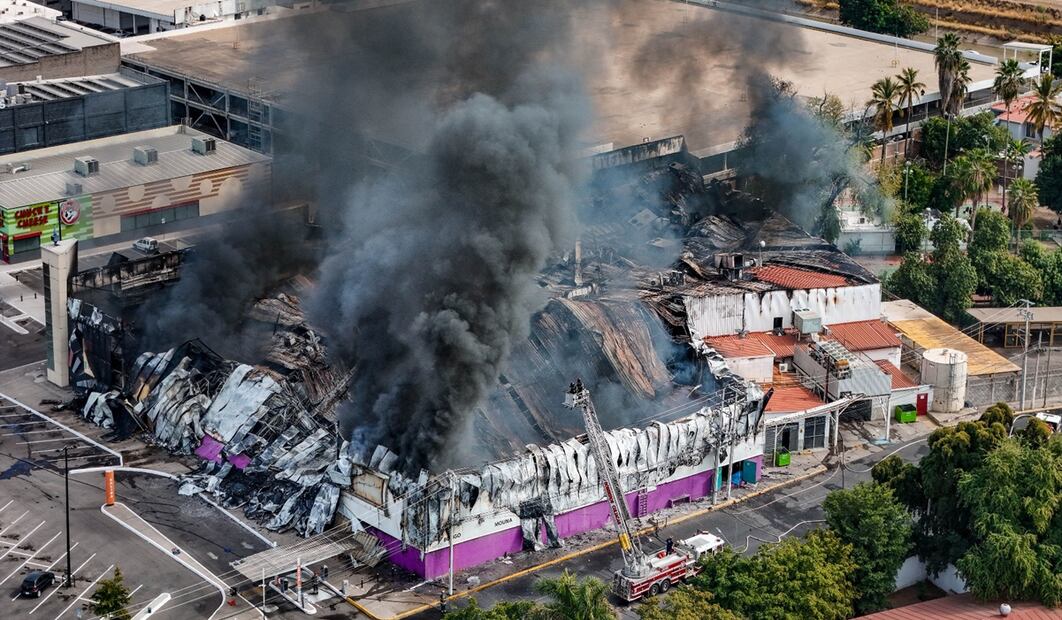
344;463;831;620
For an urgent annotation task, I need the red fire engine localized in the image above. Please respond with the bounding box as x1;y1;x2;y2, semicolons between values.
564;381;727;603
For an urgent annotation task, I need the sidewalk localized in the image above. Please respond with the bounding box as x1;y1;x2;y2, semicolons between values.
102;502;262;620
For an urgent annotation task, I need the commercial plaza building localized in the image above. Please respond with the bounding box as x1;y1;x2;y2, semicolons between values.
0;123;270;261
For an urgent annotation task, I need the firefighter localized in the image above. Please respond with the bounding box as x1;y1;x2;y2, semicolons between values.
665;537;674;555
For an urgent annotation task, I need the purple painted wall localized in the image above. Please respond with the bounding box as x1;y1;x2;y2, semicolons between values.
370;458;762;580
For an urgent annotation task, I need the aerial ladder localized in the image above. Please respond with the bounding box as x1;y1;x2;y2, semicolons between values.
564;380;724;602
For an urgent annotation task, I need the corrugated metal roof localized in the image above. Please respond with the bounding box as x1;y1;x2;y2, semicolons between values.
883;301;1021;377
765;385;822;413
966;306;1062;324
0;126;269;208
874;360;918;389
751;264;850;290
858;594;1062;619
827;319;902;352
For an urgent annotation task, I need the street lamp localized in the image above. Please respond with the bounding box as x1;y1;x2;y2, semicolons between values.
903;161;912;203
942;112;954;175
63;444;73;588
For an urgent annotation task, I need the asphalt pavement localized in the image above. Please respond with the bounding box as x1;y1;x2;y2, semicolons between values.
429;434;931;619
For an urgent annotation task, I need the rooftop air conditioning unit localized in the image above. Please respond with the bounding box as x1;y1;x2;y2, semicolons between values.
793;308;822;335
133;145;158;165
191;137;216;155
74;156;98;177
65;180;82;195
778;362;790;373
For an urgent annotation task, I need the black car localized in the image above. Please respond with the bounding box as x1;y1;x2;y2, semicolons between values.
20;571;55;598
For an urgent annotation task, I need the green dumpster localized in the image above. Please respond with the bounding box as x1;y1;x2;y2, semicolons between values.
894;404;917;424
774;449;791;467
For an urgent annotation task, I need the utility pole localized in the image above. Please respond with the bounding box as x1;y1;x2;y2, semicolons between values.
64;445;72;588
447;472;455;598
725;396;736;500
711;389;726;505
1045;339;1053;408
943;113;953;176
1019;300;1034;410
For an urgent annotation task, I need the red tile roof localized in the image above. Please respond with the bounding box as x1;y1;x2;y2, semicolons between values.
874;360;919;389
702;334;774;358
765;385;823;413
992;95;1035;125
858;594;1062;619
751;265;850;290
704;331;799;359
827;319;902;352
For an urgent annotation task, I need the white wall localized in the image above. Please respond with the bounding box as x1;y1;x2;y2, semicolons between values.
893;556;968;594
861;346;902;367
686;283;883;341
724;355;774;383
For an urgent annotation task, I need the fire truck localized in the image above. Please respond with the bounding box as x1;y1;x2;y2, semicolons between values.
564;381;727;603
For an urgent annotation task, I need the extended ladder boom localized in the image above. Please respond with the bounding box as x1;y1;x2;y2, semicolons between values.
564;380;648;577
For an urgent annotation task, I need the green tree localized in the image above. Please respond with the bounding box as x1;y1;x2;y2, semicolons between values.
808;92;847;128
838;0;929;37
894;211;927;253
1008;178;1039;249
823;483;913;614
951;149;996;226
90;566;132;620
930;247;977;322
1037;136;1062;214
1026;73;1062;140
445;598;543;620
951;58;973;116
935;34;963;117
956;438;1062;605
692;529;856;620
884;252;933;307
988;253;1042;306
930;213;965;255
534;570;616;620
869;77;901;163
1003;137;1033;214
969;208;1011;289
897;67;926;157
994;59;1026;212
638;586;744;620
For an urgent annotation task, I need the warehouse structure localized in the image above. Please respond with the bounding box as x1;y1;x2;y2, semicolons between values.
0;17;119;82
0;124;270;261
0;68;168;155
72;0;277;35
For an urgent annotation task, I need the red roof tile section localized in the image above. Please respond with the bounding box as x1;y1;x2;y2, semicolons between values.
751;265;850;290
765;386;823;413
874;360;919;389
827;319;902;352
858;594;1062;619
702;334;773;358
704;331;799;359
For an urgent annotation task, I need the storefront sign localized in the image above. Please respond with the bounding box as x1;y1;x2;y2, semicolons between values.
0;195;94;259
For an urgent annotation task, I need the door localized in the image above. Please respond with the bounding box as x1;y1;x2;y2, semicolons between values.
916;392;928;415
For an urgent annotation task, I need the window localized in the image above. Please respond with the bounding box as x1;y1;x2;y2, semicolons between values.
12;235;40;254
120;202;200;233
803;415;827;450
773;317;783;331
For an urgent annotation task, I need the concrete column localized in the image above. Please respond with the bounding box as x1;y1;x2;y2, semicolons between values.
42;239;78;387
149;18;159;33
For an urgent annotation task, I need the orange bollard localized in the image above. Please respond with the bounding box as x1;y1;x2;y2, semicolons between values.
104;470;115;506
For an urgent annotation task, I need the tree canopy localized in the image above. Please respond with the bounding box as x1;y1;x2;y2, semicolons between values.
637;586;744;620
444;571;615;620
1038;136;1062;214
839;0;929;37
823;482;913;614
90;566;132;620
691;529;856;620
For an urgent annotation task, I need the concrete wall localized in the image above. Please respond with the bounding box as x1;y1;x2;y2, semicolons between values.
725;355;774;383
0;43;121;83
893;556;969;594
861;346;902;367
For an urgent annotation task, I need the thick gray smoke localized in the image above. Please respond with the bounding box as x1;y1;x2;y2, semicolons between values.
288;2;592;473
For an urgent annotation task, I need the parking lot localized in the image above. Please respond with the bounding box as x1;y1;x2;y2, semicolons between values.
0;393;220;619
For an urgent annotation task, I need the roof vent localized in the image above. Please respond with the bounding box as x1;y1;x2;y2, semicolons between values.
65;180;82;195
191;137;216;155
133;146;157;165
74;156;98;177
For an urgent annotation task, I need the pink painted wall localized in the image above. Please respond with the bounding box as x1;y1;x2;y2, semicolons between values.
375;458;762;580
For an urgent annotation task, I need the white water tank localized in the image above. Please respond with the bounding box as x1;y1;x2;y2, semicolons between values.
921;348;968;413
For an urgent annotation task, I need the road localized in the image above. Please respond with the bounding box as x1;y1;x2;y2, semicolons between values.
428;433;930;618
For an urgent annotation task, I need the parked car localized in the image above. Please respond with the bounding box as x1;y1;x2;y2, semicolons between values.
20;571;55;598
133;237;159;254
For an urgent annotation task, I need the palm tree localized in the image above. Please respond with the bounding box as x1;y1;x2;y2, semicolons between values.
868;77;901;163
1008;178;1039;251
1002;137;1032;213
966;148;997;230
534;570;616;620
949;59;973;115
896;67;926;157
1024;73;1062;141
934;33;963;115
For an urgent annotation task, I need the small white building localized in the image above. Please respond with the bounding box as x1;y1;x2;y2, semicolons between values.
837;209;895;255
72;0;277;34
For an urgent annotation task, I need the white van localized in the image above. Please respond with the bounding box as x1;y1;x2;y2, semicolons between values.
133;237;159;254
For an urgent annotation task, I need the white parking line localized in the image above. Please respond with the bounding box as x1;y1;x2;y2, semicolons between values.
52;563;114;620
0;520;44;562
0;510;28;536
1;429;66;436
0;530;61;585
17;438;74;445
28;552;95;613
129;583;144;598
0;499;12;513
8;542;79;602
0;392;122;466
